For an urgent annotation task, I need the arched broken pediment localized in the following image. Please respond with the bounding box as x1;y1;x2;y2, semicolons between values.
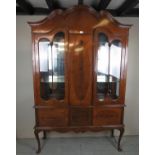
28;5;131;34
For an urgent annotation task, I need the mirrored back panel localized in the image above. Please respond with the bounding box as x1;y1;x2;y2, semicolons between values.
96;33;122;102
39;32;65;100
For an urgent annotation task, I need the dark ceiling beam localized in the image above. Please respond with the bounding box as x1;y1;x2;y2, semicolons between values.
16;7;138;17
16;0;138;17
45;0;61;10
34;8;51;15
16;0;34;14
117;0;139;16
123;8;139;17
78;0;84;5
107;9;117;16
16;7;50;15
17;7;113;15
98;0;111;10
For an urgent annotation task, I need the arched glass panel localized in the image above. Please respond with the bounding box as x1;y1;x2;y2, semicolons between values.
109;40;122;99
39;32;65;100
96;33;109;101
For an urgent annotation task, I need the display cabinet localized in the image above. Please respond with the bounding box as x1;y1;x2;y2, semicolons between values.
28;5;131;153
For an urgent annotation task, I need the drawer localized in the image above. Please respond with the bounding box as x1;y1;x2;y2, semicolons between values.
37;108;68;127
70;108;92;126
93;108;122;126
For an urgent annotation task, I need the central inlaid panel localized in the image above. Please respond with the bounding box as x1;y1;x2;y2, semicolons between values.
68;34;93;106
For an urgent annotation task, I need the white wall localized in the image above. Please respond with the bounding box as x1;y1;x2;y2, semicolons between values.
16;16;139;138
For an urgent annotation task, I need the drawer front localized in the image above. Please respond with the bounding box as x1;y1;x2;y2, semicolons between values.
70;108;92;126
93;108;122;126
37;108;68;127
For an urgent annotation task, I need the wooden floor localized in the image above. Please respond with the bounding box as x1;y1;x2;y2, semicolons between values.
16;135;139;155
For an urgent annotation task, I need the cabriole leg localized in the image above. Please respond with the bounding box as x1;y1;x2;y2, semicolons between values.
34;130;41;153
117;128;124;152
43;131;47;139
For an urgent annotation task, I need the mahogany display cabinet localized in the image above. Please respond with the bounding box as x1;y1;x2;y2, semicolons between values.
28;4;131;153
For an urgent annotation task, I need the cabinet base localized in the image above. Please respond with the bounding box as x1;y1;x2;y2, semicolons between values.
34;125;124;153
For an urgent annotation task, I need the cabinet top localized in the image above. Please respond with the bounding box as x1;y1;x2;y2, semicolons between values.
28;5;132;34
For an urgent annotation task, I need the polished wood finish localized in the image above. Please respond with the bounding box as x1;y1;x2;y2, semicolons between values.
70;107;92;126
34;130;41;153
68;34;93;106
37;108;68;127
29;5;131;153
117;128;125;151
93;107;122;126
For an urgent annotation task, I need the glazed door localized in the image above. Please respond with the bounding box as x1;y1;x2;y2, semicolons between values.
94;31;124;105
37;31;68;106
68;34;93;106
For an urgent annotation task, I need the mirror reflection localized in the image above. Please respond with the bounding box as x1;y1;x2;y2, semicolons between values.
97;33;109;101
109;40;122;99
39;32;65;100
97;33;122;101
